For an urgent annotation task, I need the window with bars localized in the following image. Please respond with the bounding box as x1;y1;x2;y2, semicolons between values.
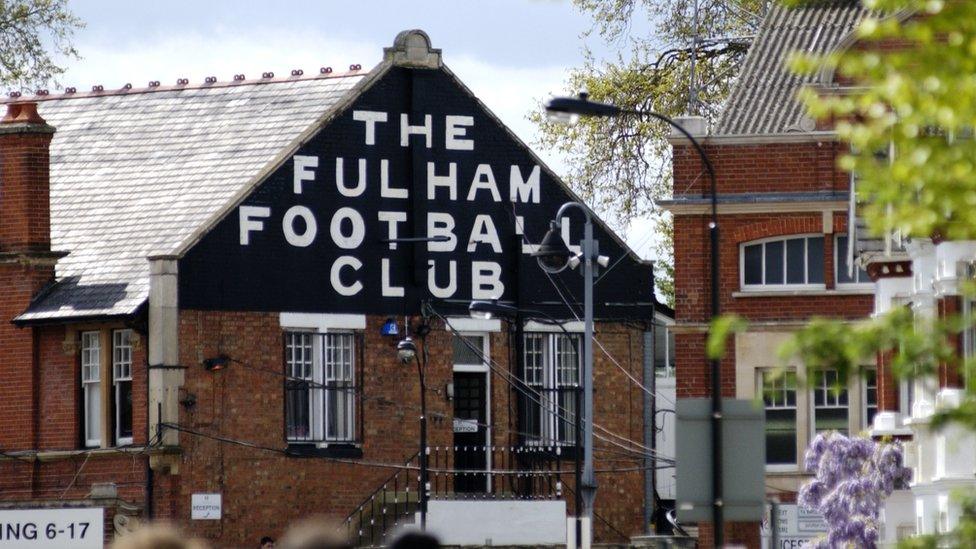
81;331;101;448
813;370;849;435
113;330;134;445
285;332;357;444
761;370;797;465
741;235;825;289
520;332;581;446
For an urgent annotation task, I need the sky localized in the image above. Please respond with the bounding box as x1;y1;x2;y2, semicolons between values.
56;0;659;259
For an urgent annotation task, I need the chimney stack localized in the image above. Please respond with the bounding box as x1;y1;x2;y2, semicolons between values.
0;101;55;252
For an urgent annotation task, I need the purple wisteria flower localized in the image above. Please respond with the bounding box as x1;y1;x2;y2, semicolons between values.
799;432;911;548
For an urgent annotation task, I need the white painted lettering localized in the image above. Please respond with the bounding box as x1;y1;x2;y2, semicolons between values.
293;155;318;194
352;110;388;145
472;261;505;299
282;205;318;247
330;256;363;296
379;159;408;199
467;214;502;253
378;211;408;250
509;165;540;204
445;115;474;150
239;206;271;245
400;113;433;148
514;215;539;254
467;164;501;202
335;158;367;197
427;162;457;200
330;207;366;249
381;258;405;297
427;259;457;298
427;212;457;252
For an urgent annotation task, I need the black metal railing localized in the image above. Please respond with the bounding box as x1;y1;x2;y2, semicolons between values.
343;452;421;548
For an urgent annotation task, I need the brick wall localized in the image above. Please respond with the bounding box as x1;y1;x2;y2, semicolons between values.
173;310;649;547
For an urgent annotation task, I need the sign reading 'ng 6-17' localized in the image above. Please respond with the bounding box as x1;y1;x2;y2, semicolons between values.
179;67;652;316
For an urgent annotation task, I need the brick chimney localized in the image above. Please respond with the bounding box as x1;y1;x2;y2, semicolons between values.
0;101;55;252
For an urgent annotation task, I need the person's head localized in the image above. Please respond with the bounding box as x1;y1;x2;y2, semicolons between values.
389;531;440;549
110;523;210;549
260;536;275;549
278;518;351;549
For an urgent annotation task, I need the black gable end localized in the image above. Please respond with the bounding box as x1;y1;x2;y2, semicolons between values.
178;64;653;320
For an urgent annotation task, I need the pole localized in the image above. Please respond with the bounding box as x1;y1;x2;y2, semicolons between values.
417;354;428;531
708;141;723;547
644;327;656;534
575;385;583;549
581;217;596;548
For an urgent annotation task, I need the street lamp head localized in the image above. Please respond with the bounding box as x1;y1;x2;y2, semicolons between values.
532;220;573;273
396;337;417;363
544;92;621;125
468;299;519;320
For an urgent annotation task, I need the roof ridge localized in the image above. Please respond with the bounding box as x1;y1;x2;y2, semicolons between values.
3;65;368;104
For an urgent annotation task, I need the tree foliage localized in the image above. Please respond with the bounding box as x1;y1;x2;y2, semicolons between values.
533;0;770;305
0;0;83;90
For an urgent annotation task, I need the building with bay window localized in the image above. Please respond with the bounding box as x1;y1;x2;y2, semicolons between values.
0;30;670;547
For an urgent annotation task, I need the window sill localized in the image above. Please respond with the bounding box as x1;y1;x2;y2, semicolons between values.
287;443;363;459
733;288;875;298
765;465;802;474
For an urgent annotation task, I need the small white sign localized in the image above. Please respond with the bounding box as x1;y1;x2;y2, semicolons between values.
761;504;825;549
191;494;222;520
453;418;478;433
0;507;103;549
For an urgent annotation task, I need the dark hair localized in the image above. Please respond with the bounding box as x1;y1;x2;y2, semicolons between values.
390;532;440;549
261;537;275;545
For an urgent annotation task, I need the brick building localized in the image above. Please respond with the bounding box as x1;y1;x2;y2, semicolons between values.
0;30;668;547
662;2;877;547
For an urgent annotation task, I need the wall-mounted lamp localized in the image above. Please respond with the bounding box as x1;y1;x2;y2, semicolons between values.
381;317;399;336
396;337;417;364
203;355;229;371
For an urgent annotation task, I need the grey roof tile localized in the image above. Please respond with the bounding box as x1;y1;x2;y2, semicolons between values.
714;1;867;135
16;74;365;322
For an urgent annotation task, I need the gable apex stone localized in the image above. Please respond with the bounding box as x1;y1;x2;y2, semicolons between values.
384;29;442;69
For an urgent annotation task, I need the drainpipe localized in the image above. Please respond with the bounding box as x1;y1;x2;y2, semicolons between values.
643;326;656;534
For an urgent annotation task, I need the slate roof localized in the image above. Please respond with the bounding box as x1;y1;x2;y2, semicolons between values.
714;0;867;135
15;72;366;322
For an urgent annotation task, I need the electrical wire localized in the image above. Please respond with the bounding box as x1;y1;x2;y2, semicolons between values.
428;304;674;462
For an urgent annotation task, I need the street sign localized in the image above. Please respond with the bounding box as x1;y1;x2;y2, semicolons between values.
675;398;766;522
761;503;826;548
0;507;103;549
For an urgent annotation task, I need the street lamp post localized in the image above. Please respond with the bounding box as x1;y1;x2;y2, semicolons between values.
545;94;722;546
397;336;427;531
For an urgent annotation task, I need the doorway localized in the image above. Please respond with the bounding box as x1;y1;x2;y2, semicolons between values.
453;371;489;493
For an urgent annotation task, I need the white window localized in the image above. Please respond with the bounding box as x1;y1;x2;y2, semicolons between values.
452;334;488;371
521;332;581;446
760;370;797;465
812;370;849;436
863;368;879;430
835;235;872;287
741;235;825;289
113;330;134;445
81;331;101;448
285;332;356;443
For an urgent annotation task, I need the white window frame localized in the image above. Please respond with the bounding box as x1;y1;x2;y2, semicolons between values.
810;369;850;437
452;333;490;373
739;234;826;291
80;331;101;448
759;369;798;471
522;332;582;446
284;330;357;445
834;234;873;289
112;329;134;446
862;367;879;431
